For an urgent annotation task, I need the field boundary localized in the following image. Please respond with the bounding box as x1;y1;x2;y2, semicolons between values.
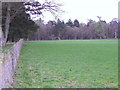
0;39;24;89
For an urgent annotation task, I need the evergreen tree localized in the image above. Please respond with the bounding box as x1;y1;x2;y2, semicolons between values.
8;9;39;41
66;19;73;27
74;19;79;27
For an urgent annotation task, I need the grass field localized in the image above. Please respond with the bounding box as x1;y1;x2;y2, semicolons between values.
13;40;118;88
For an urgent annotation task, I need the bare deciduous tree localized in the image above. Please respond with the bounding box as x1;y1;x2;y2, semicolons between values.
0;0;63;47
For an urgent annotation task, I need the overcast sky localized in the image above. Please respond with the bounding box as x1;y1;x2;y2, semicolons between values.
36;0;119;23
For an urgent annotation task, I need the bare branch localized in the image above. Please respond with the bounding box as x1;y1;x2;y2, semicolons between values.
24;0;64;19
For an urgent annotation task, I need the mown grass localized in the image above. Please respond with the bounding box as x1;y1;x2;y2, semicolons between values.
13;40;118;88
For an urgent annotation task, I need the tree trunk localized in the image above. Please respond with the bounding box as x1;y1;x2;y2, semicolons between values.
0;3;3;48
115;31;117;39
0;25;4;48
4;3;11;46
58;37;61;40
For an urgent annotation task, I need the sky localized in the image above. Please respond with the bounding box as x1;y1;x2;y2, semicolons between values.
35;0;119;23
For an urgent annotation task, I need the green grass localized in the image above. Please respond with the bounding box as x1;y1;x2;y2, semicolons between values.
0;52;3;60
13;40;118;88
0;43;13;61
2;43;13;51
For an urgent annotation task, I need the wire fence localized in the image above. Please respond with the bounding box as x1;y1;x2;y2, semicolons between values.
0;39;24;89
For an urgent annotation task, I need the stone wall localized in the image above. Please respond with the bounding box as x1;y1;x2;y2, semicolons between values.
0;39;24;89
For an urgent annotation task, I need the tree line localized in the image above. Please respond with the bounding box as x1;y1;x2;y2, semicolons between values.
1;2;119;44
28;18;118;41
